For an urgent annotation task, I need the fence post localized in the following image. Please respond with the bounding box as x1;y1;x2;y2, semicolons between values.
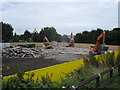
110;67;114;78
96;73;101;88
71;85;76;90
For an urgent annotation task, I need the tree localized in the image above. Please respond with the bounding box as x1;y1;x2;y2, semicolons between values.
74;33;82;43
113;28;120;31
82;31;90;43
23;30;31;42
62;35;70;42
1;22;14;42
32;28;39;42
19;34;24;41
56;34;62;42
74;28;120;45
105;28;120;45
12;33;19;42
39;27;60;42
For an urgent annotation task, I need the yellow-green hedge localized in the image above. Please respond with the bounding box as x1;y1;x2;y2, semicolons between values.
3;58;84;82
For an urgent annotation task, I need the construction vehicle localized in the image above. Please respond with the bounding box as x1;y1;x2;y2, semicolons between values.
43;36;53;49
89;31;109;56
66;32;74;47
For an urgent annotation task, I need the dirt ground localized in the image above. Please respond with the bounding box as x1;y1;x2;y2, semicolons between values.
2;57;66;76
2;46;90;76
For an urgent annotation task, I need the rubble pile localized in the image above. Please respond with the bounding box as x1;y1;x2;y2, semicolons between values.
2;47;42;58
51;41;58;47
54;46;90;55
2;45;90;60
39;46;90;60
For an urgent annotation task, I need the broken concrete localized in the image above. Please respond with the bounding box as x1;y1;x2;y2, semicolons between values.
2;45;90;61
2;47;42;58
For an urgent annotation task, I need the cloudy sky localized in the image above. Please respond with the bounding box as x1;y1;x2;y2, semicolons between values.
1;0;118;35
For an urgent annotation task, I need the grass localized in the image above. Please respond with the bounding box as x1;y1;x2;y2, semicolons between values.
106;77;120;88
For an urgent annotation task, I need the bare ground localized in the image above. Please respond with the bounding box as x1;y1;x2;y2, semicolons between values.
2;57;66;76
2;46;90;76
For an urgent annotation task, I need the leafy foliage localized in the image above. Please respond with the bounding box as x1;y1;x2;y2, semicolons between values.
62;35;70;42
74;28;120;45
2;22;120;45
12;33;19;42
39;27;62;42
1;22;13;42
23;30;32;42
31;28;39;42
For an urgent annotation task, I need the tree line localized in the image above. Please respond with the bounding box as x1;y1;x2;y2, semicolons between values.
74;28;120;45
1;22;70;43
1;22;120;45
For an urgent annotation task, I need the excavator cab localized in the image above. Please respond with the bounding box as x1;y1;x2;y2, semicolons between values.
89;32;109;56
43;36;53;49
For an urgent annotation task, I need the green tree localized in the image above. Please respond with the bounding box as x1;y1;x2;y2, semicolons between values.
32;28;39;42
55;34;62;42
90;28;103;44
62;35;70;42
39;27;60;42
23;30;31;42
19;34;24;41
12;33;19;42
1;22;14;42
105;28;120;45
82;31;90;43
74;28;120;45
74;33;83;43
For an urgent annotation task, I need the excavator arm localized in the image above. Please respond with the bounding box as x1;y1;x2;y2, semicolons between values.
97;31;106;44
43;36;50;43
90;31;108;55
93;32;106;51
43;36;53;49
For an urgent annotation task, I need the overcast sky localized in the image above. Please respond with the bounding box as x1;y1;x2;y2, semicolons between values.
1;1;118;35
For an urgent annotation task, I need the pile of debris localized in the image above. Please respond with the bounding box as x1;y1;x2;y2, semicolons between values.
54;46;90;55
2;47;42;58
51;41;58;47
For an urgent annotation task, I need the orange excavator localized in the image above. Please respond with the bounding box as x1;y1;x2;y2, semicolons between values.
89;31;109;56
66;32;74;47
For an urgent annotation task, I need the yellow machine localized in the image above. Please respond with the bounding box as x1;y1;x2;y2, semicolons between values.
43;36;53;49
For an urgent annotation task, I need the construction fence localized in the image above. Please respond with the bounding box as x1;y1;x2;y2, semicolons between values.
10;42;120;51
